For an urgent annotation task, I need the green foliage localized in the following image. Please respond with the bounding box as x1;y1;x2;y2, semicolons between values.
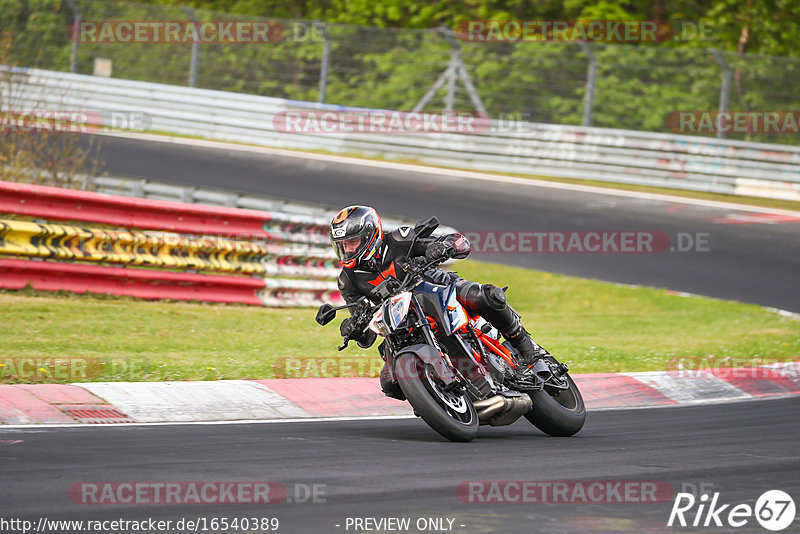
590;45;720;131
2;0;798;144
706;0;800;57
125;0;800;58
0;0;71;68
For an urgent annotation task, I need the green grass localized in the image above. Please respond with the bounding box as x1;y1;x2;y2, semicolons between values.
1;260;798;383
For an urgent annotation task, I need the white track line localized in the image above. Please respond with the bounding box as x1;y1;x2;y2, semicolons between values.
1;394;797;430
77;380;311;422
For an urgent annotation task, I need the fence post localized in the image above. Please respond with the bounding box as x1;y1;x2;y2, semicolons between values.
412;29;454;112
579;42;597;127
181;6;199;88
64;0;81;73
318;23;331;104
444;48;457;111
442;28;486;114
710;48;732;139
452;46;487;113
414;28;486;114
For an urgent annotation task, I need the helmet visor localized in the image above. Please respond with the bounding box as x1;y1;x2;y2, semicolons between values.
333;235;369;263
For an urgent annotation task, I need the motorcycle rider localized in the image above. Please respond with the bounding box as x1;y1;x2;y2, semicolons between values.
329;205;543;399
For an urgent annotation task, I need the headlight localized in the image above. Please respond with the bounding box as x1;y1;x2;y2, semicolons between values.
387;293;412;330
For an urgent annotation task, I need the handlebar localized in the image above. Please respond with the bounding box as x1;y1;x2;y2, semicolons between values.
337;297;376;351
337;255;446;351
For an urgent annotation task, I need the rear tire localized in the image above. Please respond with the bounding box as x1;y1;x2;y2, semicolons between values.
524;357;586;437
395;353;478;442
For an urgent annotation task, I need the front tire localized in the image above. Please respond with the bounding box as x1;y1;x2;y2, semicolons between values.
395;353;478;442
524;357;586;437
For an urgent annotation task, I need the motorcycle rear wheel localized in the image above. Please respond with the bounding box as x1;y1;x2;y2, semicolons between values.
395;353;478;442
524;356;586;437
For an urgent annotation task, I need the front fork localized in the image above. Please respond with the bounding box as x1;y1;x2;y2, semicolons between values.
384;300;476;395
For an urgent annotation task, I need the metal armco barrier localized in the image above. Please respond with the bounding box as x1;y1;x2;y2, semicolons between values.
0;181;342;306
83;175;458;241
89;176;338;232
0;219;339;277
0;257;340;306
0;179;331;239
8;68;800;201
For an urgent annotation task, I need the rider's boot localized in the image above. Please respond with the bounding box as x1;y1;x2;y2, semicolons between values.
502;321;542;366
376;341;399;399
379;361;406;400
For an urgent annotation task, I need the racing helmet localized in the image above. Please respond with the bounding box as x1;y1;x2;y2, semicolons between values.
329;205;383;269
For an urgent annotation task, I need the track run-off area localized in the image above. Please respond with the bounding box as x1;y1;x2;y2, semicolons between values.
1;132;798;533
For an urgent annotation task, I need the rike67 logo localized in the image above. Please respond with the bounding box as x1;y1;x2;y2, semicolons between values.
668;489;796;531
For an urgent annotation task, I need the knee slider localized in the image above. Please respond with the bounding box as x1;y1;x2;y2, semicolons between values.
482;284;507;311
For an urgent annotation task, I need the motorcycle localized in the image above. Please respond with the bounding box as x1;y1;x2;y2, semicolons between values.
316;217;585;442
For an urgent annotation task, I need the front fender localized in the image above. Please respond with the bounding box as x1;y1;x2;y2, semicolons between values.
390;343;458;386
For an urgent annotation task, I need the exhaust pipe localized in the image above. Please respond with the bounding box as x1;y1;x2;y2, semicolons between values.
473;395;506;420
473;391;533;426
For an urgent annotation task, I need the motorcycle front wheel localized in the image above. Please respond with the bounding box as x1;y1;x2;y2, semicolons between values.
395;353;478;442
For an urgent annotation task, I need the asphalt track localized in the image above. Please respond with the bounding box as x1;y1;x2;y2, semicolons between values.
2;398;799;533
7;134;793;534
94;134;800;312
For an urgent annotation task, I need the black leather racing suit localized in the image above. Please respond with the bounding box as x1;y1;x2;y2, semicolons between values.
337;225;530;399
337;226;467;307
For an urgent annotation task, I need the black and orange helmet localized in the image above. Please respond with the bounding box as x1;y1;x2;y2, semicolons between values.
330;205;383;269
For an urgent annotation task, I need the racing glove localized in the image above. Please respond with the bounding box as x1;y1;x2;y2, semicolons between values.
425;241;453;263
340;317;377;348
340;316;358;338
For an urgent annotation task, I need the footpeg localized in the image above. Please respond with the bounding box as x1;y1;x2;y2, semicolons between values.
553;362;569;378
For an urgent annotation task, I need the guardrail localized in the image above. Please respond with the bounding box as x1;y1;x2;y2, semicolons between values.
0;181;341;306
0;219;333;276
8;67;800;201
83;175;451;235
0;257;272;306
83;174;459;247
0;179;459;306
90;176;340;223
